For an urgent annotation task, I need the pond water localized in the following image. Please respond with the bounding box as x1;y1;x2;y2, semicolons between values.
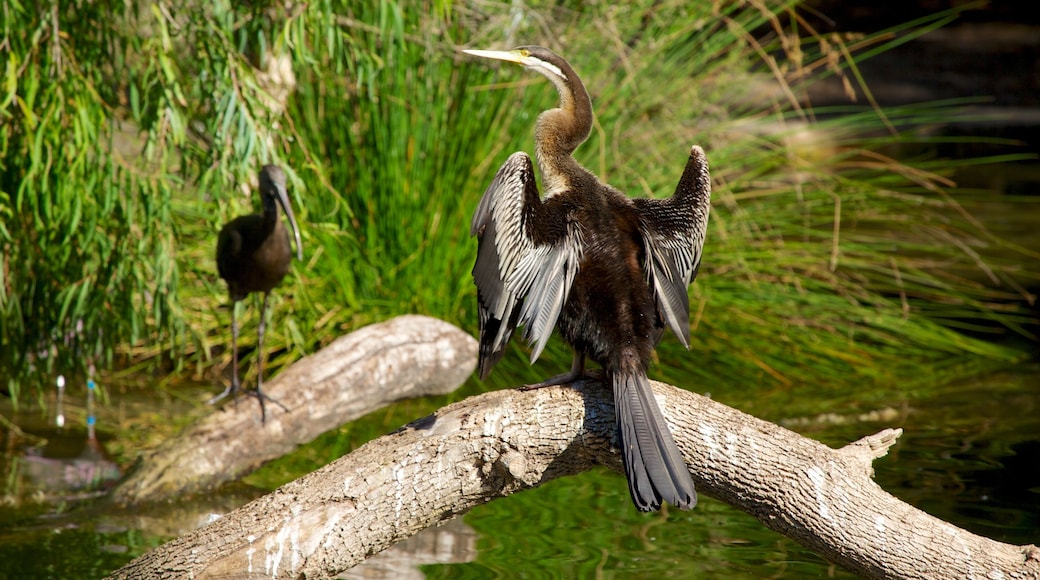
0;362;1037;578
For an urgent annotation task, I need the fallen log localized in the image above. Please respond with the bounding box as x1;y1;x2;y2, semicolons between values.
109;315;476;505
109;378;1040;579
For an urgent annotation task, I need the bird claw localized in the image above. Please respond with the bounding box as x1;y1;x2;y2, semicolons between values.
519;369;590;391
583;368;604;381
249;388;290;423
207;379;241;406
519;354;599;391
210;384;288;423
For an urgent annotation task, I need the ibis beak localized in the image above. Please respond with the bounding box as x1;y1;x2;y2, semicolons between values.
275;184;304;261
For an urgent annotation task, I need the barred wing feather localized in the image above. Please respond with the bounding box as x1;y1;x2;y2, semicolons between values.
633;146;711;348
471;152;582;377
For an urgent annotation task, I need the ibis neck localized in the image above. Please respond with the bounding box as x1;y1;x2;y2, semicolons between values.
534;65;593;196
261;195;281;235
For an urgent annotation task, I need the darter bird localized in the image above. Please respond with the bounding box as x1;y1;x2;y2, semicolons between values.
465;46;711;512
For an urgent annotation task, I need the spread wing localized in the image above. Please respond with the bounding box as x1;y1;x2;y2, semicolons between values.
632;145;711;348
471;152;583;378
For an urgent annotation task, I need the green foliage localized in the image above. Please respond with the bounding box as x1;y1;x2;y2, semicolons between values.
284;0;513;327
0;0;1034;404
0;0;182;401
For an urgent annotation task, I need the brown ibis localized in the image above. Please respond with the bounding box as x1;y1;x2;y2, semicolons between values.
210;164;303;422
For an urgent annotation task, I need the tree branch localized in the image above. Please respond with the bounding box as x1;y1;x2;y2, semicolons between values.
109;315;476;505
109;378;1040;579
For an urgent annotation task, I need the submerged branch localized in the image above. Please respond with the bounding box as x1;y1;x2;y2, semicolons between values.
109;378;1040;579
109;315;476;505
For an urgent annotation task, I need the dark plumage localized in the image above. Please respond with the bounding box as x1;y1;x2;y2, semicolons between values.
211;164;303;422
465;46;711;511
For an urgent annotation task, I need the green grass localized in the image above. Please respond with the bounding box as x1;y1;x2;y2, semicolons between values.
0;0;1035;406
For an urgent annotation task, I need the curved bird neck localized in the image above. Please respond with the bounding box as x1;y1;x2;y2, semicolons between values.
260;192;282;235
534;60;594;197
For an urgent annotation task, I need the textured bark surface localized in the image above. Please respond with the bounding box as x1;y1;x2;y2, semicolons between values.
109;379;1040;580
109;315;476;505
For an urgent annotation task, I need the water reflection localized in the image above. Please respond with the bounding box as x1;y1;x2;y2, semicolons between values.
18;436;121;498
345;519;478;579
873;366;1040;546
0;366;1037;578
4;375;121;502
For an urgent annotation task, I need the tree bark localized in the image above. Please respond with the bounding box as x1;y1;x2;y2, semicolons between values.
109;379;1040;580
109;315;476;505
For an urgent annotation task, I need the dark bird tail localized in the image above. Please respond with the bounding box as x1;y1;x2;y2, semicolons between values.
613;368;697;512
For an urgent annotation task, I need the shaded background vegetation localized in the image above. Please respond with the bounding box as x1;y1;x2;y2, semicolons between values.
1;0;1035;405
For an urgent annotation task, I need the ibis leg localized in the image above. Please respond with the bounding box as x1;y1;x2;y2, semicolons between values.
253;292;288;422
232;301;241;401
208;300;243;406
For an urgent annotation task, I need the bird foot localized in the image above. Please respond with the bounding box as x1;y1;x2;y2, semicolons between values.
520;368;597;391
207;381;242;406
583;368;604;381
248;388;290;423
208;381;288;424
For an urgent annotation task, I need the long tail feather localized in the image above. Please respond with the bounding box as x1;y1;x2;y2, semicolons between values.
613;370;697;512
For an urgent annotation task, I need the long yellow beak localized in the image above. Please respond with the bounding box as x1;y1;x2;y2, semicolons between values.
462;49;531;66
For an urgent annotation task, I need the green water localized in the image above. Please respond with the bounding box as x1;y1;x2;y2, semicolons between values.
0;364;1037;578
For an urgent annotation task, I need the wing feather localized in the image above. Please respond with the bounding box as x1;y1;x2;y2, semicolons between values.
633;146;711;348
471;152;582;378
